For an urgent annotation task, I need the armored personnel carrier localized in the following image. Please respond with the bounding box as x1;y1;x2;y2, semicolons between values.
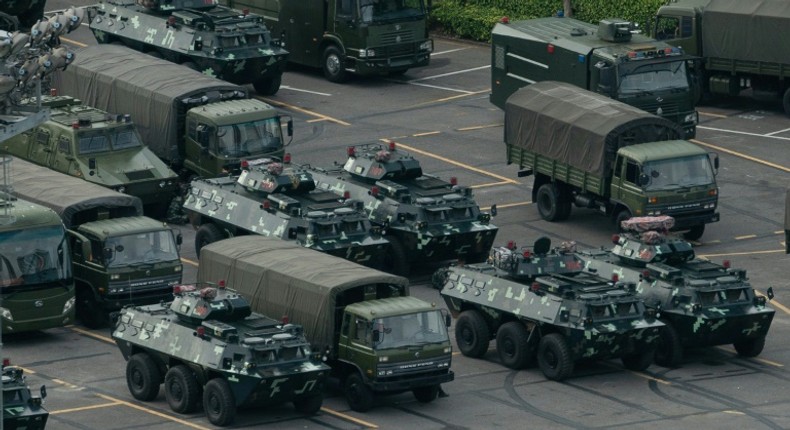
2;362;48;429
308;141;498;275
87;0;288;95
184;157;390;268
577;216;775;367
437;237;663;381
113;281;330;426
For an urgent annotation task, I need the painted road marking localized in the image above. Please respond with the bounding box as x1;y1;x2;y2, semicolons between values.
471;180;512;189
407;65;490;83
698;111;728;119
629;371;671;386
407;89;490;108
320;407;379;428
51;401;122;415
96;393;212;430
259;97;351;126
70;326;115;344
755;289;790;316
280;86;331;96
716;346;784;367
692;139;790;173
406;81;475;94
458;123;503;131
182;257;198;267
735;234;757;240
765;127;790;137
59;36;87;48
698;249;784;258
432;47;470;56
696;126;790;142
393;142;517;184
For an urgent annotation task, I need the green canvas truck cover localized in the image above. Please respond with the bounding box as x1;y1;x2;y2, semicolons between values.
197;236;409;348
50;45;246;163
504;81;683;177
7;158;142;228
702;0;790;65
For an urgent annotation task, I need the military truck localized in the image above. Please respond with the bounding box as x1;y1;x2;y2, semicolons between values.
308;141;498;275
184;157;390;268
87;0;288;95
221;0;433;82
113;282;329;426
1;362;48;429
198;236;454;412
654;0;790;115
491;16;698;138
2;94;178;216
51;44;292;179
577;216;775;367
437;236;663;381
506;81;719;240
8;158;183;329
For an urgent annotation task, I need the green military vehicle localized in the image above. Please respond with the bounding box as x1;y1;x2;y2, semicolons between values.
654;0;790;115
506;81;719;240
113;282;329;426
437;236;664;381
3;95;178;216
222;0;433;82
8;158;183;329
578;216;775;366
52;45;292;179
198;236;454;412
1;362;48;429
87;0;288;95
491;16;698;138
308;141;498;275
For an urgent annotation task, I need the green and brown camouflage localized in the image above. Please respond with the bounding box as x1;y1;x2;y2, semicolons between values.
86;0;288;95
2;95;179;216
577;216;775;367
308;141;498;275
438;236;664;381
112;282;329;426
184;157;390;268
2;363;48;429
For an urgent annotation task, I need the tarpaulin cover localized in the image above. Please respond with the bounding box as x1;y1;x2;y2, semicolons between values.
504;81;683;177
197;236;409;348
51;45;245;163
6;158;142;228
702;0;790;64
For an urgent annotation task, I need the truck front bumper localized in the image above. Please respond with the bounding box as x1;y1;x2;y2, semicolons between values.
370;370;454;393
671;211;720;229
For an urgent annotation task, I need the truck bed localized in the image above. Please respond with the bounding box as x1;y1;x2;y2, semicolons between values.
507;144;606;196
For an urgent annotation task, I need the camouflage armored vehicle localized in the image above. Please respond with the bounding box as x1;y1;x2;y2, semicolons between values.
308;141;498;275
577;216;775;367
184;157;390;268
113;281;329;426
2;94;178;216
87;0;288;95
2;361;48;429
437;237;664;381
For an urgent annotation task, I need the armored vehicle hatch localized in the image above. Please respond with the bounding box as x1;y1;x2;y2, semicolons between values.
2;363;48;429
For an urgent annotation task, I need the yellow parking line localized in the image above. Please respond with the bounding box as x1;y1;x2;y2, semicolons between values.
181;257;198;267
458;123;503;131
58;36;87;48
408;89;490;108
320;407;379;428
692;139;790;173
755;289;790;316
734;234;757;240
489;201;532;210
70;326;115;344
698;111;728;118
413;131;441;137
96;393;212;430
629;371;671;385
697;249;784;258
470;181;512;189
260;98;351;126
392;142;518;184
50;401;122;415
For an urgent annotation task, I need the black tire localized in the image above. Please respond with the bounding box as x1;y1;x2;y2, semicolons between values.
621;348;655;371
323;45;348;83
195;223;225;257
344;373;374;412
126;353;162;401
536;183;562;221
614;209;631;232
683;224;705;241
455;310;490;358
734;336;766;358
77;290;108;329
253;75;282;95
293;392;323;415
384;235;410;276
203;378;236;426
496;322;532;369
783;87;790;117
412;385;439;403
654;322;683;367
556;188;573;221
537;333;574;381
164;365;201;414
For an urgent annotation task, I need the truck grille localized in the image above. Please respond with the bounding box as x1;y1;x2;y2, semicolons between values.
638;101;680;116
381;31;415;45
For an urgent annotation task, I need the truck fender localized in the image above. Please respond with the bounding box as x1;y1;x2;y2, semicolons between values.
335;360;368;385
320;34;346;56
531;174;551;202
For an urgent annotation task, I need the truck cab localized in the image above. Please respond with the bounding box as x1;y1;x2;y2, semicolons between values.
652;0;705;56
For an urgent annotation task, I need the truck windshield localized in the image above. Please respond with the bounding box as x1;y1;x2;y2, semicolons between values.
359;0;426;23
0;226;70;289
372;310;449;349
216;117;282;158
642;154;715;191
104;230;179;267
618;60;689;96
78;127;142;154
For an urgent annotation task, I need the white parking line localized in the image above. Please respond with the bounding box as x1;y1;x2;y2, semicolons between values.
407;65;490;83
432;47;470;56
407;81;475;94
765;127;790;136
698;125;790;141
280;85;331;96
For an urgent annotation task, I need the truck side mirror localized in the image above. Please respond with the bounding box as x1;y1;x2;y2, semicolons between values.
103;247;114;261
196;126;210;147
287;119;293;137
490;204;497;217
596;64;615;96
372;329;381;343
40;385;47;399
713;154;719;171
445;313;451;328
176;233;183;246
638;173;650;187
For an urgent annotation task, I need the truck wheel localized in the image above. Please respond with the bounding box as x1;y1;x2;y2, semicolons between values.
323;46;348;83
195;224;225;257
412;385;439;403
126;353;162;401
253;75;282;95
77;290;108;329
293;392;323;415
344;373;374;412
455;310;489;358
621;348;655;371
683;224;705;241
614;209;631;232
556;192;572;221
537;333;574;381
384;236;410;276
536;183;562;221
496;321;532;369
654;322;683;367
734;336;766;357
783;87;790;117
165;365;201;414
203;378;237;426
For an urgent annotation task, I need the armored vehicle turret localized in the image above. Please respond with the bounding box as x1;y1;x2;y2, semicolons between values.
184;157;390;268
577;216;775;367
87;0;288;95
437;237;663;381
309;141;498;275
113;282;330;426
2;362;48;429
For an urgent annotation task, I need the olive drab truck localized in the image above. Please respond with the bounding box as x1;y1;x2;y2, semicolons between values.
8;158;183;329
197;236;454;412
491;16;699;138
505;81;719;240
654;0;790;116
51;44;293;179
221;0;433;82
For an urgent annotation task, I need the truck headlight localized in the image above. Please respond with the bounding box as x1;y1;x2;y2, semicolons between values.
110;274;120;280
63;297;76;315
420;40;433;52
359;49;375;58
684;112;699;124
0;307;13;321
378;356;389;363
